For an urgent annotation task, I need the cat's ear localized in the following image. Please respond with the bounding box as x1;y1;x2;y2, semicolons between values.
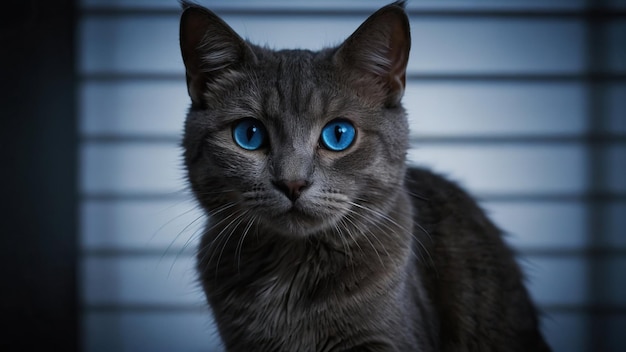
334;1;410;107
179;3;255;106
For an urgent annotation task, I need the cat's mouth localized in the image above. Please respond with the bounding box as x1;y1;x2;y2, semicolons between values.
286;205;318;220
284;203;320;222
264;203;329;236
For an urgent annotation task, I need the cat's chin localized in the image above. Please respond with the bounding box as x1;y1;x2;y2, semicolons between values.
261;206;336;237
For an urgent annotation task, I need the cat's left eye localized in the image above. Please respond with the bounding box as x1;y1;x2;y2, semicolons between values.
232;118;267;151
320;119;356;152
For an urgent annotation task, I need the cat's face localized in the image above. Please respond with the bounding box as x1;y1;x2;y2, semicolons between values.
180;3;411;237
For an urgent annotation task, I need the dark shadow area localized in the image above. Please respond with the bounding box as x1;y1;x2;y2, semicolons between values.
585;1;623;351
0;0;78;351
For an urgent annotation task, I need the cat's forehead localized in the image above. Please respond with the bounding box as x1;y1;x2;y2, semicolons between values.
254;47;323;79
250;48;339;120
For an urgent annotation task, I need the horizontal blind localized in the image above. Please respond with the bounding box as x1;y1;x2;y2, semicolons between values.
78;1;626;351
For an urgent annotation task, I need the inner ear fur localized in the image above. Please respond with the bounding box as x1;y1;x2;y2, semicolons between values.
334;2;411;107
179;4;256;106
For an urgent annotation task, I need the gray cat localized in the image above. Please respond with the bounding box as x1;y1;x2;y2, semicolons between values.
179;1;551;351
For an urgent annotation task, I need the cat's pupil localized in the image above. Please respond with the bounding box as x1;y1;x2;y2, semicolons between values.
247;125;257;141
334;125;345;142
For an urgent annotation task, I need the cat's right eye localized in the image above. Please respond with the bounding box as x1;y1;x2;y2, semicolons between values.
232;118;267;151
320;119;356;152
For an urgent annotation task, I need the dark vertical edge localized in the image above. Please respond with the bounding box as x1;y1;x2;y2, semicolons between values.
584;1;610;351
0;0;79;351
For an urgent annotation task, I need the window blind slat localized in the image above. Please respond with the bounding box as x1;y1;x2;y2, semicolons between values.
407;144;586;194
80;143;184;194
484;201;587;250
81;198;202;250
82;256;202;305
404;81;587;136
79;16;586;75
79;81;188;137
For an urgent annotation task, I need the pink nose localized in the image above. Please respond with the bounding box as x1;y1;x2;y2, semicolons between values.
272;180;310;202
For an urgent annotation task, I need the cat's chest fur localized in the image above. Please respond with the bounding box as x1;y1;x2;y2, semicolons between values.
198;209;427;351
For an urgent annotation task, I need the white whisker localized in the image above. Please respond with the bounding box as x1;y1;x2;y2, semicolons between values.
213;210;249;277
236;215;257;274
197;208;245;270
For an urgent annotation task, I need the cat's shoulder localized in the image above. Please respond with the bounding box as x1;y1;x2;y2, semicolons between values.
405;166;478;206
404;166;495;232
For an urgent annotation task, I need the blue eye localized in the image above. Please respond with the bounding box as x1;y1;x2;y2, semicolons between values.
233;118;267;150
320;119;356;151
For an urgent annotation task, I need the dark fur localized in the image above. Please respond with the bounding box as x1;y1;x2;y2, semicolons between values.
179;2;551;351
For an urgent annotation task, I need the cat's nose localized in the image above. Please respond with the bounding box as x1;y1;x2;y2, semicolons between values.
272;180;310;202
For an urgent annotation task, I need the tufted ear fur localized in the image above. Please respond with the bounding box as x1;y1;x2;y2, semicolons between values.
334;1;411;107
179;3;256;107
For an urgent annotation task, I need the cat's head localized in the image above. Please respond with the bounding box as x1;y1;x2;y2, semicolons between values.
180;2;411;238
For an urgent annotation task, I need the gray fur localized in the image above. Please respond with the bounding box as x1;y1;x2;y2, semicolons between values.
180;2;551;351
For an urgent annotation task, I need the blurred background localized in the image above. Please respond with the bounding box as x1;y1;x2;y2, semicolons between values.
2;0;625;351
